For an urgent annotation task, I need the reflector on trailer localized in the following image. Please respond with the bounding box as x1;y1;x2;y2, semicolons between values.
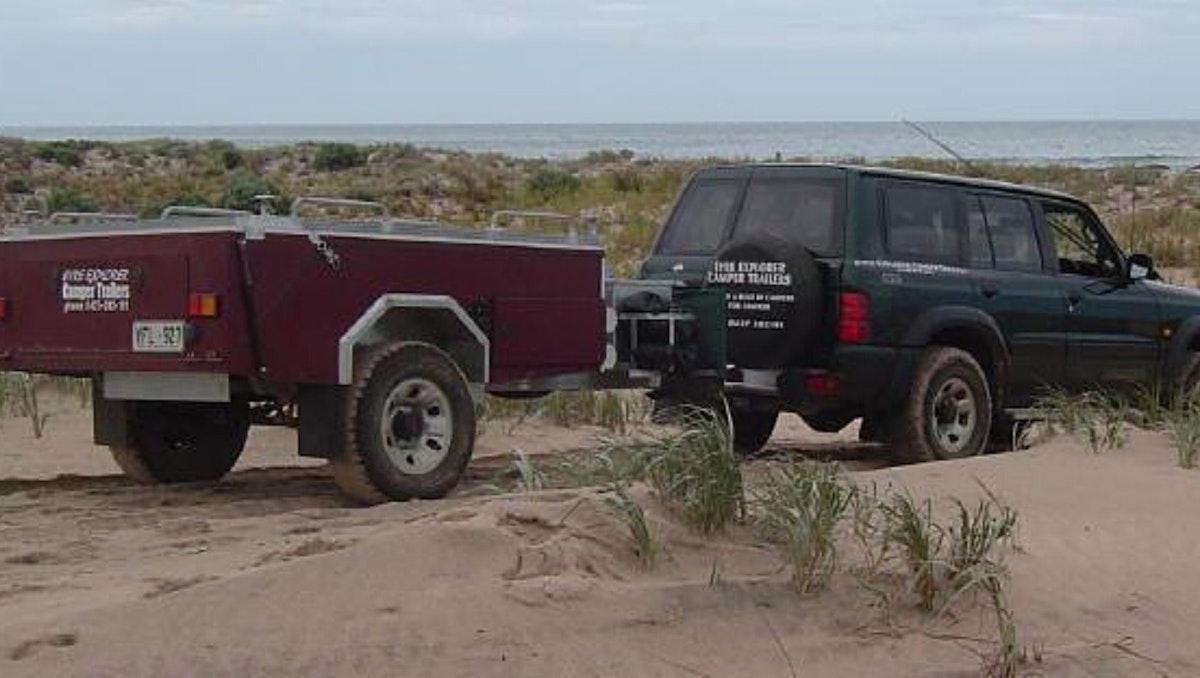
188;293;219;318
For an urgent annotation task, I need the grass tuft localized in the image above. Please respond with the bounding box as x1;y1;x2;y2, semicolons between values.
881;490;944;611
510;449;545;492
645;407;744;534
597;452;656;568
1167;401;1200;469
752;461;854;593
1035;389;1129;454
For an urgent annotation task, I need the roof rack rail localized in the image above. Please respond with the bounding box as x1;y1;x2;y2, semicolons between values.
489;210;573;230
48;212;139;224
290;197;390;219
160;206;251;219
489;210;598;243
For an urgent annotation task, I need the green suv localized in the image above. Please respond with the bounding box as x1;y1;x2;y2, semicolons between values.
639;164;1200;461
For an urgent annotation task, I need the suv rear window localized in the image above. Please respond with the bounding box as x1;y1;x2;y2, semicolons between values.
733;177;843;256
656;179;741;255
982;196;1042;273
883;183;959;261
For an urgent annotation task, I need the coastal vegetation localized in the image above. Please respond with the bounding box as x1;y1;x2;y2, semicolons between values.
3;137;1198;279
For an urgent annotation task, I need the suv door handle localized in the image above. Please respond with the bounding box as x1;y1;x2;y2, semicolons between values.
1067;291;1083;310
980;281;999;298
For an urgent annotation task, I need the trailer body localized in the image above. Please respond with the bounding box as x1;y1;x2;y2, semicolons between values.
0;211;632;501
0;217;605;390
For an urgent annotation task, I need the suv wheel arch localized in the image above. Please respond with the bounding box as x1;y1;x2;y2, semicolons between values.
899;306;1009;413
1163;316;1200;392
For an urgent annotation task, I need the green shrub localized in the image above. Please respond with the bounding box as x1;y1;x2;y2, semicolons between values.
313;143;367;172
526;168;581;201
221;170;273;211
45;188;97;213
3;175;30;194
33;140;90;167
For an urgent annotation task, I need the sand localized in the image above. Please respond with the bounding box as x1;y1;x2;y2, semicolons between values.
1;406;1198;677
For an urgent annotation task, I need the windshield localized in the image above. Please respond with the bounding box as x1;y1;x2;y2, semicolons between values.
656;178;741;256
732;177;842;256
656;172;843;257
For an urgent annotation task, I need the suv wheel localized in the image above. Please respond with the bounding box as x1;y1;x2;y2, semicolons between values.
731;407;778;456
891;347;992;462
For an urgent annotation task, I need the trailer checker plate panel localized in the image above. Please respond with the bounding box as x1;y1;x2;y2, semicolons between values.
132;320;186;353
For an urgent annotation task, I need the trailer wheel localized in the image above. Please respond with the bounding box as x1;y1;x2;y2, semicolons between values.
110;401;250;483
332;342;476;503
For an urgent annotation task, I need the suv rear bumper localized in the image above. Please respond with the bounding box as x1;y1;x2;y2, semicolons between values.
777;345;915;414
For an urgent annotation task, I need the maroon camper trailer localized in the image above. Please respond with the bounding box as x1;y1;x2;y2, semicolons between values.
0;200;653;502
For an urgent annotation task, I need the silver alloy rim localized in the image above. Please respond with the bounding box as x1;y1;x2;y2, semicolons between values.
380;377;453;474
930;377;976;455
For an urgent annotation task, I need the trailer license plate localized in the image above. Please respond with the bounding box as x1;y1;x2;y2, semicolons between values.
132;321;186;353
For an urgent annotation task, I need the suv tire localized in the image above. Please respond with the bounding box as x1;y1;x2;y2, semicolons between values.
891;347;992;462
331;342;476;504
731;407;778;456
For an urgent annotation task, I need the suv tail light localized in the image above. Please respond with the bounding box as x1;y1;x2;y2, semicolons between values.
0;297;8;320
838;291;870;343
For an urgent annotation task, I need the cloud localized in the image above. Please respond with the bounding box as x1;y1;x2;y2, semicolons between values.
1;0;1196;47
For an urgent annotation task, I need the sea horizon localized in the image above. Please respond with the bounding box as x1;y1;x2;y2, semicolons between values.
4;119;1200;169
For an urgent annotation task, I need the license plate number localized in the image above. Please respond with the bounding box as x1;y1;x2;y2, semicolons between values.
132;321;186;353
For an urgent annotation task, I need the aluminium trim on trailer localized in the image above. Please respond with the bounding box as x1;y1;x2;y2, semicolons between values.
337;294;491;386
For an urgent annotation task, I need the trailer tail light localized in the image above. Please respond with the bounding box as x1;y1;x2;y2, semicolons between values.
188;293;220;318
0;297;8;320
838;291;870;343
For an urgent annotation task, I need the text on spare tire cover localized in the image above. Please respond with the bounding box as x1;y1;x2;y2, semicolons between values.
707;260;795;331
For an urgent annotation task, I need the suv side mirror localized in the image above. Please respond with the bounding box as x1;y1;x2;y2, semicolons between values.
1128;253;1154;281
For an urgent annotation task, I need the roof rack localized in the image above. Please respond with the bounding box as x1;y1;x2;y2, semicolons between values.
160;206;251;219
48;212;139;224
290;197;390;219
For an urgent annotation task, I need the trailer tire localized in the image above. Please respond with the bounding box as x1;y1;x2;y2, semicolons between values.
109;400;250;483
331;342;476;504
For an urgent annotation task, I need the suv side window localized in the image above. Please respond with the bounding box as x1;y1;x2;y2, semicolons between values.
733;176;842;256
882;182;960;262
964;195;994;268
1041;201;1122;278
981;195;1042;273
657;178;741;255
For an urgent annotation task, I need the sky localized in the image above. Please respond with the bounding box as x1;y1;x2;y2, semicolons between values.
0;0;1198;125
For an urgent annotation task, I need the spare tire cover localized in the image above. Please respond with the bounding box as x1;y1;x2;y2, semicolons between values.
708;236;823;369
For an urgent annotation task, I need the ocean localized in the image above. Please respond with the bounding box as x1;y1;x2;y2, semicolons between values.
4;120;1200;169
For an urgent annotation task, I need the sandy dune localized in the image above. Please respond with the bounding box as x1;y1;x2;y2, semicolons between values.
1;407;1198;677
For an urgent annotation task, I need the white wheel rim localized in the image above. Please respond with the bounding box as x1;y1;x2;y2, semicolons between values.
930;376;976;456
380;377;453;475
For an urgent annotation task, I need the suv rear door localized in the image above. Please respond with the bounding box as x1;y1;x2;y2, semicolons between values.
963;191;1066;406
1038;199;1161;390
869;178;977;346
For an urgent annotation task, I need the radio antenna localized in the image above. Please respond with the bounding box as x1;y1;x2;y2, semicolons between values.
901;119;983;176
